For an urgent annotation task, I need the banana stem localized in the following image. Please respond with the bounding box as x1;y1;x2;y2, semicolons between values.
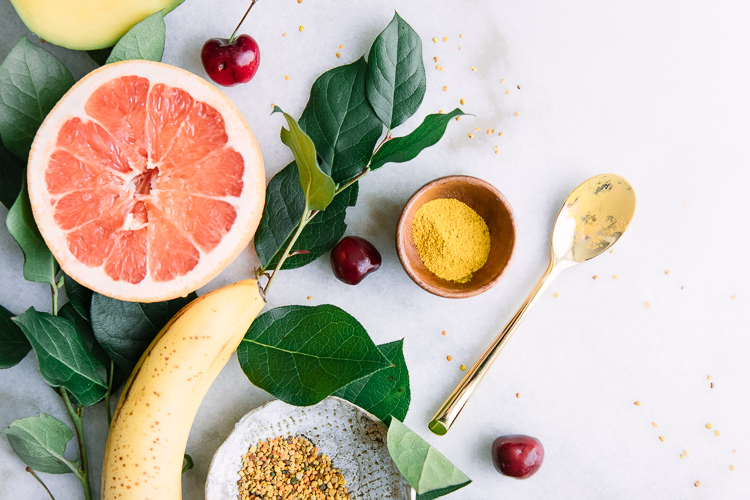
25;467;56;500
61;390;92;500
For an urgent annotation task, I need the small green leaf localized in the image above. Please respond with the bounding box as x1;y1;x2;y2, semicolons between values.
237;305;392;406
6;178;58;285
90;292;196;373
1;413;79;474
106;11;166;64
366;13;427;129
0;137;24;209
298;58;383;183
63;276;93;321
13;308;108;406
0;37;74;160
256;162;359;270
274;107;335;212
334;340;410;424
387;419;471;499
0;305;31;369
87;47;113;66
370;109;466;170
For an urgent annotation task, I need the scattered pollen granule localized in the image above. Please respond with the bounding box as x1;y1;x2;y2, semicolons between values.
282;32;288;37
505;90;510;95
553;292;559;298
340;45;343;49
299;26;305;31
652;422;658;428
307;296;312;300
711;382;715;389
681;285;686;290
441;330;447;336
460;98;466;105
458;46;462;50
442;86;448;91
610;249;614;254
459;33;463;38
439;66;444;72
471;66;477;71
443;36;448;42
336;52;341;58
694;481;700;488
439;109;445;114
446;355;453;361
271;103;276;108
634;401;642;406
730;465;735;471
707;375;712;380
665;269;670;275
705;423;713;429
434;56;439;62
592;275;598;280
285;75;290;80
684;450;690;457
715;430;721;437
612;275;618;279
659;436;666;442
474;127;481;131
517;85;521;89
731;294;737;300
516;393;521;398
498;131;503;136
500;78;505;84
433;37;438;43
468;133;474;139
680;454;685;459
460;364;466;371
514;111;520;117
645;302;651;308
435;64;440;70
455;116;461;121
486;129;491;135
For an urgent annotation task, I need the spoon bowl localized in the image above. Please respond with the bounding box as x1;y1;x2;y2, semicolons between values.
429;173;636;435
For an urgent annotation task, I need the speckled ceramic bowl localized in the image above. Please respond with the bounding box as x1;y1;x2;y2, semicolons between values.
205;397;410;500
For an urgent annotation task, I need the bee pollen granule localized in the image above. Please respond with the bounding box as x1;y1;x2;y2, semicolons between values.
238;435;350;500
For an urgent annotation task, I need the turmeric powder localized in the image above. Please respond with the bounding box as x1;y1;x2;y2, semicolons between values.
412;198;490;283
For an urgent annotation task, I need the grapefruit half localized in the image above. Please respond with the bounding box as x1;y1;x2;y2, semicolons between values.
27;60;265;303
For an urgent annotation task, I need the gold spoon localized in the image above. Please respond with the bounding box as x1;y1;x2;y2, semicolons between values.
429;173;636;435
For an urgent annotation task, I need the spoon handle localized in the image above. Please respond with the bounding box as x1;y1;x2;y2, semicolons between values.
428;258;566;435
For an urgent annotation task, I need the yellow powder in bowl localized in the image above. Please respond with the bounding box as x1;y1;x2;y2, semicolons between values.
412;198;490;283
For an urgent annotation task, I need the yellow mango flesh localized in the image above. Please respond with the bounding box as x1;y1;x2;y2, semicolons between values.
9;0;183;50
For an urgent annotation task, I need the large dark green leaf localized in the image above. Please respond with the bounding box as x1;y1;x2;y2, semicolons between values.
63;276;93;320
298;57;383;183
254;164;358;271
0;137;24;209
334;340;410;424
387;418;471;500
87;47;114;66
237;305;391;406
0;37;74;159
275;107;335;212
366;13;426;129
0;305;30;368
106;11;166;64
13;308;107;406
6;179;58;285
90;292;196;372
1;414;79;474
370;109;465;170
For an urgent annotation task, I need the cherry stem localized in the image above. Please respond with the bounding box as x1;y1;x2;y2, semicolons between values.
229;0;260;44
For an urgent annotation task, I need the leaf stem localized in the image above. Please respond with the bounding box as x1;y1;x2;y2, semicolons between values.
60;390;92;500
229;0;260;43
105;359;114;426
263;205;310;296
25;467;56;500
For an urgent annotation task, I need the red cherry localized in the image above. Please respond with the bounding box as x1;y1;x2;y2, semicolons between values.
330;236;382;285
491;435;544;479
201;35;260;86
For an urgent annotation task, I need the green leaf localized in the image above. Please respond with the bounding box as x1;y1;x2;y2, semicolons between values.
334;340;410;424
370;109;466;171
0;137;24;209
366;13;427;129
387;419;471;499
274;107;335;212
106;11;166;64
237;305;391;406
90;292;196;372
12;308;107;406
0;305;31;368
0;37;74;160
6;178;58;285
87;47;113;66
1;413;78;474
298;57;383;183
63;276;93;321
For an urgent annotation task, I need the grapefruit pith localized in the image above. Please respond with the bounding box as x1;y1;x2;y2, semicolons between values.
27;60;265;303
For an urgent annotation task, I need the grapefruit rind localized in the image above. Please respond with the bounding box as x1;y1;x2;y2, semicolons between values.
27;60;265;303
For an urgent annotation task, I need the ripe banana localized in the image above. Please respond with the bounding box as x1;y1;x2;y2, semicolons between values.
101;279;265;499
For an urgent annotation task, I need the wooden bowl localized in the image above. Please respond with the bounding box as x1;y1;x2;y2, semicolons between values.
396;175;516;298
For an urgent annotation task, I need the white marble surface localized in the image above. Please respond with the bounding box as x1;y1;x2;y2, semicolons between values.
1;0;749;498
